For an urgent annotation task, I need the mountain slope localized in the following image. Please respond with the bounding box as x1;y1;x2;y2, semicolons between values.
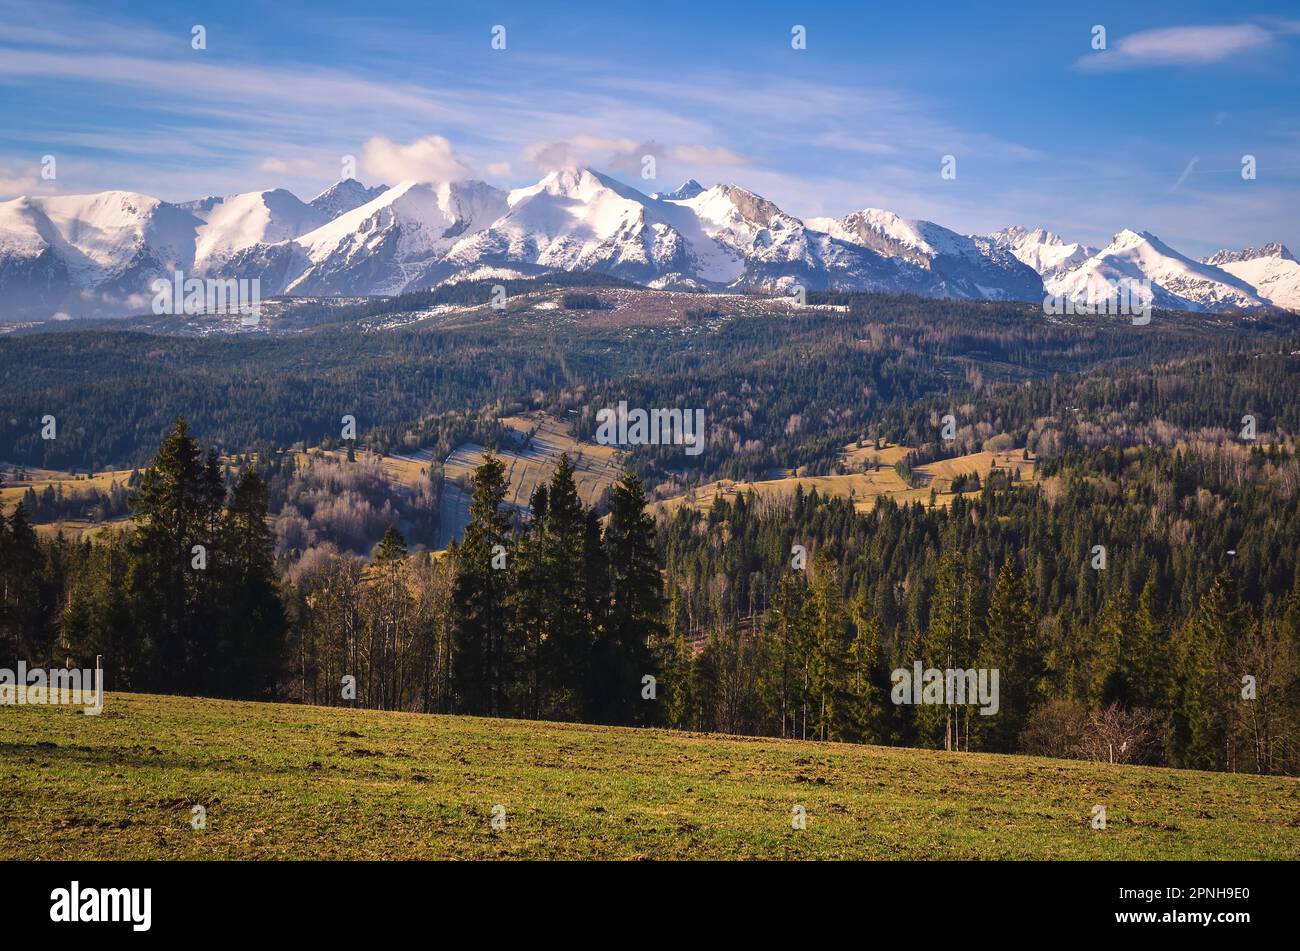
988;226;1096;281
433;168;707;286
0;170;1292;318
193;189;328;273
671;183;875;291
810;209;1045;300
7;690;1297;859
651;179;706;201
1203;244;1300;311
0;191;202;315
309;179;390;218
1046;230;1268;312
282;179;509;296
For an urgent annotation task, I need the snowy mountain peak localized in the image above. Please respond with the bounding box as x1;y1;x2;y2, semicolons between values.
653;179;706;201
808;208;1045;300
1111;228;1155;249
1200;242;1300;310
175;196;224;216
309;179;390;218
11;190;197;272
275;179;510;296
829;208;965;262
717;185;794;229
1;170;1295;318
1046;228;1270;313
993;225;1068;248
1203;243;1295;266
194;188;327;272
987;225;1097;280
515;166;622;203
0;189;204;316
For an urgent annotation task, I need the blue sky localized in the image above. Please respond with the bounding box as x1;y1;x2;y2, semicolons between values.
1;0;1298;256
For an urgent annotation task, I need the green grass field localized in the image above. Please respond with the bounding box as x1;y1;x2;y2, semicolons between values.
2;692;1297;860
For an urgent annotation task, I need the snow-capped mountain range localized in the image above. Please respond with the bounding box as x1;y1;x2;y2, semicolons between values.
0;169;1293;319
1201;243;1300;312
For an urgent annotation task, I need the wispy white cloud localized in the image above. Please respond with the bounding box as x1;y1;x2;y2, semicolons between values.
0;0;1047;207
1078;21;1298;71
524;137;640;171
0;0;1294;258
0;161;53;196
1172;156;1199;190
260;156;330;178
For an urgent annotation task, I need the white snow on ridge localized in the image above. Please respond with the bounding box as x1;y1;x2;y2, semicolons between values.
1203;244;1300;311
652;179;705;201
987;226;1095;281
1;168;1295;317
286;180;508;295
1046;229;1267;312
0;197;52;257
194;189;327;272
494;168;650;266
309;178;390;218
0;190;200;282
816;208;969;264
445;167;743;284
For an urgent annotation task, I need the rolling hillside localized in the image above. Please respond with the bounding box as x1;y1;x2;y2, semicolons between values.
1;692;1295;860
652;445;1035;517
436;413;623;547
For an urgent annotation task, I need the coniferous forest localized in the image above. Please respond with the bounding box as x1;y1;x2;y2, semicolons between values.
10;0;1300;892
4;291;1300;777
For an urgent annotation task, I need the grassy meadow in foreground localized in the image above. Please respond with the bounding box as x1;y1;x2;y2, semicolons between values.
1;692;1297;860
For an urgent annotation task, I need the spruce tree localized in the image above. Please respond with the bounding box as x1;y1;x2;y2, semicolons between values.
537;455;590;719
1179;571;1250;770
599;470;663;724
809;553;849;741
921;543;963;749
126;418;223;692
982;560;1039;753
217;467;284;698
374;524;408;563
846;594;884;743
764;571;810;738
451;455;512;715
1;502;47;662
511;483;549;718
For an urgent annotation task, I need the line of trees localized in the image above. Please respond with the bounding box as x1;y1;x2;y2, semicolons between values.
656;442;1300;774
2;419;283;697
3;422;667;727
6;420;1300;775
16;478;133;524
281;454;665;723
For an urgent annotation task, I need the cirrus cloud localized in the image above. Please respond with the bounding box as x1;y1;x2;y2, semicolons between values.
1078;21;1297;71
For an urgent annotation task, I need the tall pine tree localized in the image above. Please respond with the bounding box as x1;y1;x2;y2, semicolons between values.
451;455;512;715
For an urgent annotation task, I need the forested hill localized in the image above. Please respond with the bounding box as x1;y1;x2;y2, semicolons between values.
2;285;1296;476
4;418;1298;776
2;282;1300;775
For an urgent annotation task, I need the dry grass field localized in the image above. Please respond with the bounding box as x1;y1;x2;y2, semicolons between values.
4;434;1036;549
1;465;137;540
436;412;623;546
0;466;135;509
652;446;1036;518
